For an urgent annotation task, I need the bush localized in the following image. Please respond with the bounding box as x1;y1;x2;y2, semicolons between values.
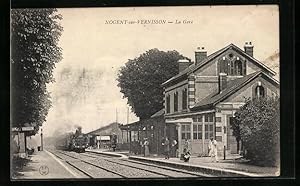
11;155;31;178
233;97;279;167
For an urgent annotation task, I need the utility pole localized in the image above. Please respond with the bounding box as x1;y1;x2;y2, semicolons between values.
127;107;129;125
40;128;43;151
116;108;118;123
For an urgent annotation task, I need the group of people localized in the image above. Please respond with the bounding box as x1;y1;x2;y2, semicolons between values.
131;136;219;163
131;138;150;156
131;137;178;158
161;137;178;159
180;137;218;162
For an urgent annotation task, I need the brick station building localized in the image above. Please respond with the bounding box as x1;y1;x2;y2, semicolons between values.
162;42;279;156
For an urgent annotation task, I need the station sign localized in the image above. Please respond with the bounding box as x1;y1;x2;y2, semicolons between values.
100;136;110;141
12;126;35;132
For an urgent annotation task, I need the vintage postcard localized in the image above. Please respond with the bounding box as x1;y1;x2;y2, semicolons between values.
11;5;280;179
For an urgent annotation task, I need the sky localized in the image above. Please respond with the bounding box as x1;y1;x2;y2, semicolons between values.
39;5;279;137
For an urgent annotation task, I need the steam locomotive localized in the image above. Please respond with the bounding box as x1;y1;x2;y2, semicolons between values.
69;134;89;153
55;133;89;153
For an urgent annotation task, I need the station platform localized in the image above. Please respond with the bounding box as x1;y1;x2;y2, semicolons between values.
12;150;81;179
87;148;280;177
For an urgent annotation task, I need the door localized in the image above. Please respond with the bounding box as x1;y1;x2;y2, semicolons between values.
166;124;178;157
192;122;203;155
203;114;215;156
190;114;215;156
227;115;238;154
180;123;191;153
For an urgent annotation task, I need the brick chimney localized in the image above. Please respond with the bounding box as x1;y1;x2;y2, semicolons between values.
244;41;254;57
195;47;207;65
178;59;191;73
188;75;196;108
219;73;227;93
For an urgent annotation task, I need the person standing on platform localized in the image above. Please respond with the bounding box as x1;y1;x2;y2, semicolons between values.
132;139;137;155
140;139;144;155
162;137;170;159
171;139;178;157
182;138;191;162
144;138;150;157
208;137;218;162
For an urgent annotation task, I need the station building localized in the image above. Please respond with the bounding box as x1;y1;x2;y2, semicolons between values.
87;122;129;150
162;42;280;156
119;109;169;155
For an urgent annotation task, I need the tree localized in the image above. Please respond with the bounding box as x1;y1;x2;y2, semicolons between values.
232;97;280;166
117;49;189;119
11;9;63;134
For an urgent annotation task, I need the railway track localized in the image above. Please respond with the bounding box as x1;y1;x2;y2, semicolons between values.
49;150;210;178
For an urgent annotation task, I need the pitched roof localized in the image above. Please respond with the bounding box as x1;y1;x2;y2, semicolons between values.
86;122;121;135
162;43;276;86
150;108;164;118
190;71;279;110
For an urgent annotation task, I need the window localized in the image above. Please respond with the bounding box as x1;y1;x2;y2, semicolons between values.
230;60;235;75
193;115;203;122
216;127;222;132
181;124;191;140
193;124;203;139
166;95;170;113
182;89;187;110
216;117;222;123
235;60;243;75
220;58;229;74
255;86;265;98
205;113;214;122
216;136;222;142
204;123;214;139
192;117;197;122
204;113;214;139
174;92;178;112
219;56;246;76
193;124;197;139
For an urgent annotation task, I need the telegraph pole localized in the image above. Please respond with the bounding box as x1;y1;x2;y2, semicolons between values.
127;107;129;125
40;128;43;151
116;108;118;123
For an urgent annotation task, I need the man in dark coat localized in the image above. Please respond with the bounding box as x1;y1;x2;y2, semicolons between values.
171;139;178;157
162;137;170;159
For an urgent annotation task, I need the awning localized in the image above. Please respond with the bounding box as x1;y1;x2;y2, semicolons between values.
165;118;193;123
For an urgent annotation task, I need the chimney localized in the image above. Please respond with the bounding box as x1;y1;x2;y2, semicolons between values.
219;73;227;93
195;47;207;65
188;75;196;108
178;59;191;73
244;41;254;57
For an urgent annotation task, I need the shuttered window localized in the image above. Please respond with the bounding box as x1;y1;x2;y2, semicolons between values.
174;92;178;112
182;89;187;110
166;95;170;113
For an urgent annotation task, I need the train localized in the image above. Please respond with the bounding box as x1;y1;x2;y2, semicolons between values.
69;134;89;153
55;133;89;153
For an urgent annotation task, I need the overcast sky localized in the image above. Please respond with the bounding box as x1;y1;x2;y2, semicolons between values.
41;5;279;137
